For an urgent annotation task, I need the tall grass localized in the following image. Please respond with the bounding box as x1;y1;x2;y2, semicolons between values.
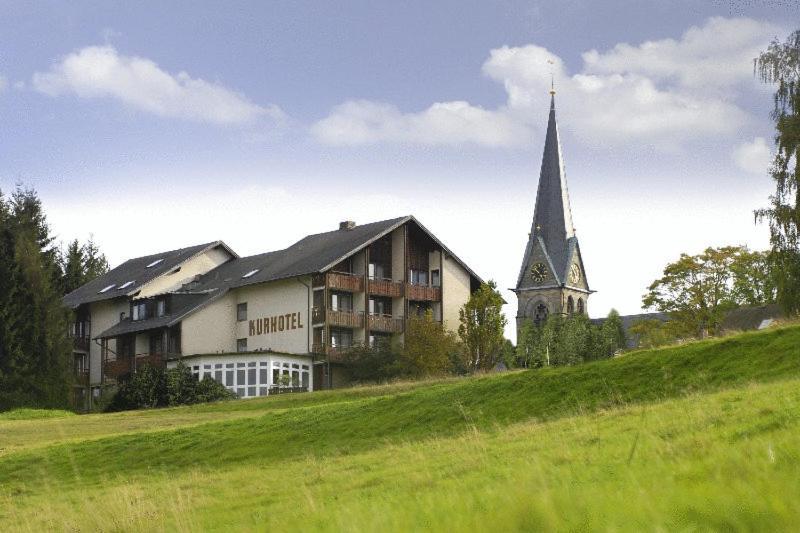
0;325;799;530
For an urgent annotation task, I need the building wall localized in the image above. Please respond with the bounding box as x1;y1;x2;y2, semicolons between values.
234;277;313;354
87;298;130;385
137;246;233;298
180;292;237;355
442;254;471;332
391;227;405;282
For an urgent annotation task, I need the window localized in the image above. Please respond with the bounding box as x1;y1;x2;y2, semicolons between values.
567;296;575;315
242;269;259;279
369;297;391;316
149;333;163;355
146;258;164;268
331;292;353;312
157;299;167;317
118;281;135;290
272;367;280;385
330;329;353;349
237;303;248;322
431;269;441;287
409;269;429;286
98;284;116;293
259;362;268;385
237;363;245;386
236;338;248;352
132;301;148;321
214;363;223;383
302;371;310;389
368;263;387;280
534;303;549;325
225;364;234;386
577;298;585;315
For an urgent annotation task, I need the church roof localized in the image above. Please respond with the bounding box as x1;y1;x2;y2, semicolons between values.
516;94;583;289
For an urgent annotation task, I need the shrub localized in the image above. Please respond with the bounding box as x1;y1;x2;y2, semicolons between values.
106;362;233;412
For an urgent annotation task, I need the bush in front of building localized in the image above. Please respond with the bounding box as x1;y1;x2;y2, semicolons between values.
106;362;234;411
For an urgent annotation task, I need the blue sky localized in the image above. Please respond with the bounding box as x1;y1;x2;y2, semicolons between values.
1;1;796;339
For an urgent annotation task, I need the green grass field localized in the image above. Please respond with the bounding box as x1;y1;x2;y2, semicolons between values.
1;325;799;531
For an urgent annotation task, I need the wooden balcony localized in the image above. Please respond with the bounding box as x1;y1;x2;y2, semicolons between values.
312;272;364;292
368;314;404;333
368;278;404;298
311;343;349;363
103;353;168;381
72;336;91;352
406;283;441;301
313;307;364;328
74;370;90;386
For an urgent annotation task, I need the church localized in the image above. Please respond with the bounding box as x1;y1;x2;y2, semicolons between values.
514;89;592;338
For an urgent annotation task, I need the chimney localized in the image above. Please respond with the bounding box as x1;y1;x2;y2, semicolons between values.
339;220;356;230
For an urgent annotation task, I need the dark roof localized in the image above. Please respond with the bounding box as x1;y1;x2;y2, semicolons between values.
63;241;236;309
516;94;582;288
97;293;216;339
721;304;784;332
592;312;670;349
95;215;484;338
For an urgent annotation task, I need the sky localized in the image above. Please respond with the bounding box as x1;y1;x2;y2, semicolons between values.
0;1;797;341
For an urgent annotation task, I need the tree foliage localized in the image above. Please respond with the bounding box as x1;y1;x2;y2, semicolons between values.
643;246;775;338
517;309;626;368
106;362;234;411
458;280;507;371
755;30;800;314
0;187;72;410
59;237;109;295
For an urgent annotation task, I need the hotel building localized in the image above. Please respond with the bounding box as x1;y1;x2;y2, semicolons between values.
64;216;482;407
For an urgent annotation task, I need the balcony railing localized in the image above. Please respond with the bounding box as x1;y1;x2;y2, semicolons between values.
312;272;364;292
368;314;405;333
313;307;365;329
311;343;349;363
74;369;89;386
103;352;170;381
368;278;404;298
406;283;442;301
69;321;91;352
72;336;91;352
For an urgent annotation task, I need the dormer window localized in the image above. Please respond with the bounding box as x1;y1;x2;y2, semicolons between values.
118;281;135;290
132;301;149;321
98;284;116;293
146;259;164;268
242;269;259;279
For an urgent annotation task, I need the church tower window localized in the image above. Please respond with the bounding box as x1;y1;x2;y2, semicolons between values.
567;296;574;315
577;298;585;315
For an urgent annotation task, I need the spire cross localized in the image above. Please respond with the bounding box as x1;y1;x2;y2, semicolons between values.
547;59;556;96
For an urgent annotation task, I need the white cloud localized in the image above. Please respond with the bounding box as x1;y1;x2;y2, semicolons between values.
733;137;773;175
33;45;283;125
311;99;527;147
313;17;778;147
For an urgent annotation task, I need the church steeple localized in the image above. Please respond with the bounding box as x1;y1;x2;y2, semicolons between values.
515;91;591;330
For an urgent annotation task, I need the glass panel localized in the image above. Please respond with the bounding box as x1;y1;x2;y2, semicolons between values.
214;370;222;382
226;370;234;386
248;386;256;397
237;369;245;385
302;372;309;389
260;368;268;384
248;368;256;385
272;368;279;384
237;388;245;398
292;371;300;387
259;387;268;396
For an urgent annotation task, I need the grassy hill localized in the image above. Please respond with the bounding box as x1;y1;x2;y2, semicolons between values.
1;325;799;531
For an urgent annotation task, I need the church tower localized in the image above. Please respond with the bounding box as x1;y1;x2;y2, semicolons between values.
515;90;591;334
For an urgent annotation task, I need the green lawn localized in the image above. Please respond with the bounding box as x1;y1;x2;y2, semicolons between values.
1;325;799;531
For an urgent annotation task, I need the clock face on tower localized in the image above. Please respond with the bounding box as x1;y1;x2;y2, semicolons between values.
569;264;581;284
530;263;547;283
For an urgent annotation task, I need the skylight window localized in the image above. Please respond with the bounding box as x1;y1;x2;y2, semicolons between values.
146;259;164;268
118;281;135;290
242;269;259;279
98;284;116;293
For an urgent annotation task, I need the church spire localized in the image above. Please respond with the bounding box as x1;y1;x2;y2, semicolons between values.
519;92;576;288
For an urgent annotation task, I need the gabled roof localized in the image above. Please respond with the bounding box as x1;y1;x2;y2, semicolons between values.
63;241;237;309
94;215;484;338
516;93;585;290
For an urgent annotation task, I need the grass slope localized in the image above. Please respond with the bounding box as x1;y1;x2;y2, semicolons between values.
1;325;799;531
